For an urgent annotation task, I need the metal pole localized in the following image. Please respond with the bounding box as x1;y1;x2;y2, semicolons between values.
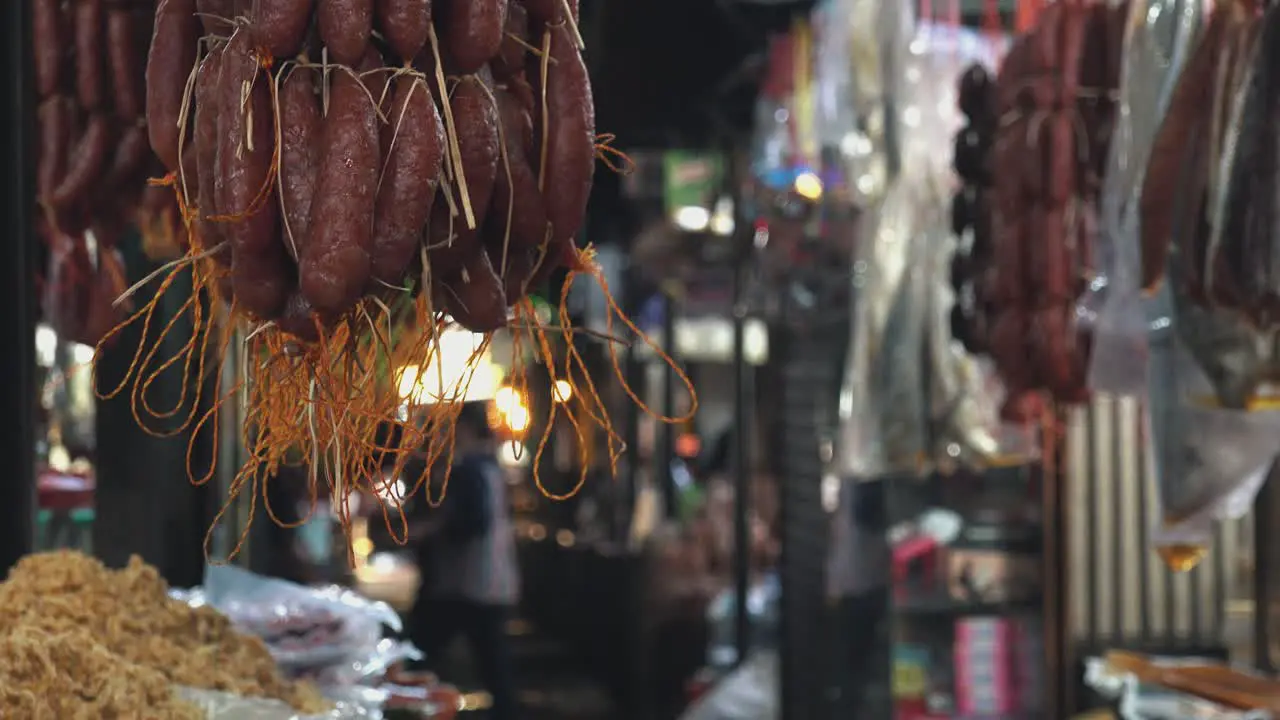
1255;466;1276;673
621;267;643;547
731;252;753;667
0;0;38;574
659;289;678;519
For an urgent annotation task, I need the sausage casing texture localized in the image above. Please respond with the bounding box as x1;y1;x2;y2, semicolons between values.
75;0;106;110
427;71;499;273
1139;9;1226;292
107;9;144;120
37;97;71;205
277;293;323;342
252;0;315;58
443;246;507;332
147;0;201;172
219;31;291;319
490;1;527;80
51;114;111;210
318;0;374;66
376;0;431;62
490;86;547;252
279;65;323;260
34;0;65;98
300;68;380;313
371;75;444;287
538;22;593;248
194;47;226;257
195;0;235;34
437;0;507;75
521;0;577;25
107;123;151;186
484;238;536;304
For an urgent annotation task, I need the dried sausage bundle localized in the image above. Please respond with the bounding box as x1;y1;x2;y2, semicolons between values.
968;0;1127;421
1135;0;1280;409
949;63;996;356
111;0;691;551
148;0;595;338
34;0;172;347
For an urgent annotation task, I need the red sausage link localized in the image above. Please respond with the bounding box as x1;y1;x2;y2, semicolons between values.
194;46;226;258
147;0;201;172
279;65;323;261
75;0;106;110
490;1;527;80
37;97;71;205
437;0;507;75
318;0;374;66
427;70;499;274
1057;2;1087;108
442;246;507;332
1045;114;1076;207
521;0;577;26
357;45;389;99
371;75;444;287
219;30;290;319
277;293;324;342
107;123;151;186
51;114;112;210
251;0;315;58
1032;207;1072;302
107;9;143;120
376;0;432;62
538;22;593;246
1139;9;1226;292
300;67;380;313
484;240;536;304
195;0;235;34
490;86;547;252
34;0;64;98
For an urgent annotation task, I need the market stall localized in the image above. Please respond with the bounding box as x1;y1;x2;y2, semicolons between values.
762;0;1280;718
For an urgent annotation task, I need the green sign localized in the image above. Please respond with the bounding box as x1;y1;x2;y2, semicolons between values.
663;151;724;216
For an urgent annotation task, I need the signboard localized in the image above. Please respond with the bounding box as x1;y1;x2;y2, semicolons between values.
663;151;725;217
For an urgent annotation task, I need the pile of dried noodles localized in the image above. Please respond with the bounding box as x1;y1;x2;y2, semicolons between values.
0;551;328;717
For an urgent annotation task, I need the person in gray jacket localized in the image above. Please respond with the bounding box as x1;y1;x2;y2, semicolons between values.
407;401;519;720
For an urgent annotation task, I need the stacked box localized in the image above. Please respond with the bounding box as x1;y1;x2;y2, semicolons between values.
1014;617;1045;713
953;618;1018;715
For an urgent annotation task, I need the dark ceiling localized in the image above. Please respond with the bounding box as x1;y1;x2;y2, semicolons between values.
583;0;815;150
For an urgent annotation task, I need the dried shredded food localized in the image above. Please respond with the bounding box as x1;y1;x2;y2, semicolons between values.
0;551;330;718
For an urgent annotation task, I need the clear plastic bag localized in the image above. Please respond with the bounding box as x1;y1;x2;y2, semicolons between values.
177;565;405;670
678;651;779;720
836;175;931;477
836;17;1034;475
1084;657;1275;720
175;687;377;720
1086;0;1205;395
1145;323;1280;565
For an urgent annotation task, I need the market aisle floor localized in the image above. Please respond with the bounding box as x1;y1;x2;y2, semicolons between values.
444;619;615;719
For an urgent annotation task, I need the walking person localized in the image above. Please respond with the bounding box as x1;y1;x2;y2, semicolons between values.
407;401;519;720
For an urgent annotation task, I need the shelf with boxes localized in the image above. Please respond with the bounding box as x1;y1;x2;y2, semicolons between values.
882;464;1049;719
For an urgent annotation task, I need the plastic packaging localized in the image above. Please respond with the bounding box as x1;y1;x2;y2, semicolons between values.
1145;314;1280;567
1084;657;1274;720
1086;0;1205;396
186;564;403;669
175;687;378;720
835;16;1033;476
173;564;421;714
678;651;779;720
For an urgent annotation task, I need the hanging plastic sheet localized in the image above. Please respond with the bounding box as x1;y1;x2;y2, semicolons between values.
678;651;779;720
1085;656;1275;720
1086;0;1204;395
835;10;1032;476
1145;283;1280;569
